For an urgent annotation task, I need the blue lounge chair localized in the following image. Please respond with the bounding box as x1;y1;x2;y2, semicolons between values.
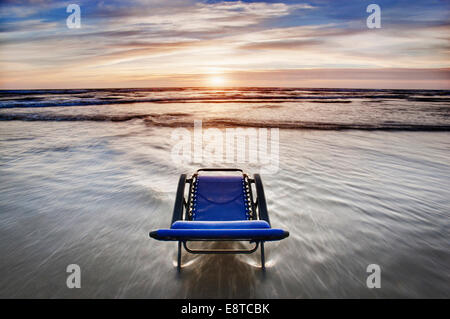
150;168;289;270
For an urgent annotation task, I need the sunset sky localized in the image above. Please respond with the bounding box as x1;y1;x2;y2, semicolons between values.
0;0;449;89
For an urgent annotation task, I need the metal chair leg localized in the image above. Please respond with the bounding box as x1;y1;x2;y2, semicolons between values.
177;241;182;271
260;241;265;270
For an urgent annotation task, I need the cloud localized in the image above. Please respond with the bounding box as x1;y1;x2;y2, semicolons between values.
0;19;58;32
0;0;65;18
109;1;312;34
239;38;322;50
224;68;450;89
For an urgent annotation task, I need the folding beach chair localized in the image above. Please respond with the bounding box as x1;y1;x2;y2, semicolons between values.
149;168;289;270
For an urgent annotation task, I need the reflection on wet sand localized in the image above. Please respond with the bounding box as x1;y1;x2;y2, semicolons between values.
176;242;262;298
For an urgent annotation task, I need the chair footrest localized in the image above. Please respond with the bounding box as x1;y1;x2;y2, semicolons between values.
171;220;270;229
149;228;289;241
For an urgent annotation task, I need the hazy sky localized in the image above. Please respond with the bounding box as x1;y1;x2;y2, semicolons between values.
0;0;449;89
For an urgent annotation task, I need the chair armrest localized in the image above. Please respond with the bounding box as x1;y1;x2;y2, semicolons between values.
171;174;187;226
253;174;270;225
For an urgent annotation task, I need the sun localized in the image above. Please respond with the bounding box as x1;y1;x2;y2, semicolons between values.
208;75;227;87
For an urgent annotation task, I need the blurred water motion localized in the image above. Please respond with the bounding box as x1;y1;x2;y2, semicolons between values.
0;88;449;298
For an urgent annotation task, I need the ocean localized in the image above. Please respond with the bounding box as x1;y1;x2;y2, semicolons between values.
0;88;449;298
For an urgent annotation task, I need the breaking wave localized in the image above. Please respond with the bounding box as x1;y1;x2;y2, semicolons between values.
1;87;449;131
1;87;449;109
1;112;449;131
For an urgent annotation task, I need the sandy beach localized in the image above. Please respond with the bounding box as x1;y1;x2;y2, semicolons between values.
0;88;449;298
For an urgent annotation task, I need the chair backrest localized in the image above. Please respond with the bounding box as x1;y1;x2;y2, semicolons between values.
190;175;251;221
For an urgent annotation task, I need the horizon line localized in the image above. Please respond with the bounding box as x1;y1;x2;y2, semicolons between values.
1;86;449;91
